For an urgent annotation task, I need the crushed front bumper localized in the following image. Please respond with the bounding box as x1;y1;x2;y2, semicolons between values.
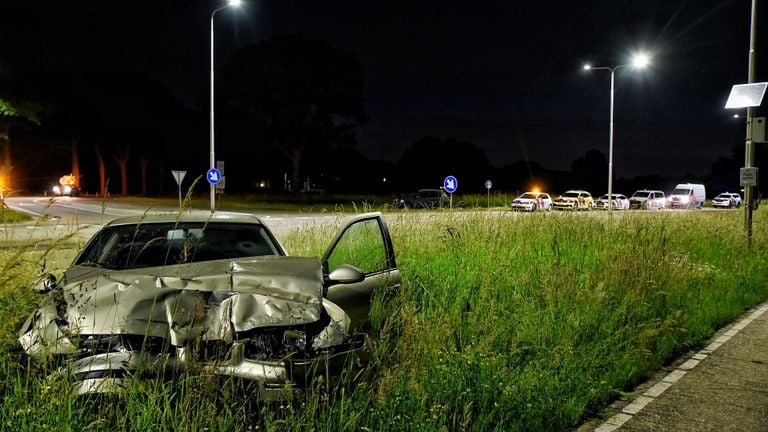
62;333;372;400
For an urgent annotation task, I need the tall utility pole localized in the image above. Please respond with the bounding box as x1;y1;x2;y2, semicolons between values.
744;0;758;244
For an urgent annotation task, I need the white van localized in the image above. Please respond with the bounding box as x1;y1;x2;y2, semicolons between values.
668;183;706;209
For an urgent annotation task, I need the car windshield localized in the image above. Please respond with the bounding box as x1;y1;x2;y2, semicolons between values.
519;193;538;199
562;192;580;198
671;188;691;195
632;191;651;198
76;222;281;270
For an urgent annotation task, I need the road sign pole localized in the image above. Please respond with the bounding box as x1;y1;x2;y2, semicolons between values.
443;176;458;210
171;170;187;212
744;0;758;245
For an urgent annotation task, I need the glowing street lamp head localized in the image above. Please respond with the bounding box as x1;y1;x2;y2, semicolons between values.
632;53;650;69
228;0;242;6
583;64;592;70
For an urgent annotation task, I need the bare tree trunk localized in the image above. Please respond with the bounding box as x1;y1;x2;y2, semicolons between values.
158;159;165;195
95;145;107;197
291;148;302;194
113;148;130;195
0;123;11;190
70;137;80;188
139;158;148;196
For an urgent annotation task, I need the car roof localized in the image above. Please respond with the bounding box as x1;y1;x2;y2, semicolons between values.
563;190;589;194
104;211;266;227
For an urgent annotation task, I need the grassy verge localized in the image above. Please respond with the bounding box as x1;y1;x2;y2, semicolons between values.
0;207;32;224
111;192;518;212
1;210;766;430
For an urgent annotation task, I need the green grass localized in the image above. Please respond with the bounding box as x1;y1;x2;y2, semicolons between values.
1;210;766;430
0;207;32;224
110;192;518;213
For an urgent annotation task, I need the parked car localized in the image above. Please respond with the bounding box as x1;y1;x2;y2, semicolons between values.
629;190;666;210
667;183;706;209
552;190;594;210
712;192;742;208
511;192;553;211
594;193;630;210
18;211;400;399
393;189;449;209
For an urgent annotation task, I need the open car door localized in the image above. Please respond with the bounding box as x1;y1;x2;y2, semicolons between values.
321;213;400;331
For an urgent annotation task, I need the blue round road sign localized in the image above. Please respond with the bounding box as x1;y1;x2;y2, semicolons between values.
206;168;222;185
443;176;458;193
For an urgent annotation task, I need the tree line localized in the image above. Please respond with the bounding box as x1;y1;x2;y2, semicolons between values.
0;34;761;198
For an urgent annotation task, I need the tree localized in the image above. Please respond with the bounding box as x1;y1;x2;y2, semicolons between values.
112;147;130;195
396;136;493;192
570;149;607;194
224;34;367;192
94;143;108;197
0;59;42;192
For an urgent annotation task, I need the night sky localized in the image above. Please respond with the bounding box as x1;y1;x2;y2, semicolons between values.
1;0;765;179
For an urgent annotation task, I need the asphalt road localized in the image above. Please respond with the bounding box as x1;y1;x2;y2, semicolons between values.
1;196;343;246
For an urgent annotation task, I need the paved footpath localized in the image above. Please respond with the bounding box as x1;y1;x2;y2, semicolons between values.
581;302;768;431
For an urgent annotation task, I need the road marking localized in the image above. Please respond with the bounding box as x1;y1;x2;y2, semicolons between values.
594;300;768;431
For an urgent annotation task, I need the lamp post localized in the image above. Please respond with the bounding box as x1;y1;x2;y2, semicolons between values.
583;54;650;212
210;0;242;212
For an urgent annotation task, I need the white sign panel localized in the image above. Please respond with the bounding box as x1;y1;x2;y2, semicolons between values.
740;167;759;187
171;170;186;186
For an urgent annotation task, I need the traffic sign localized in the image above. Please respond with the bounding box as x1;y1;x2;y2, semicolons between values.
741;167;759;187
207;168;222;185
171;170;186;186
485;180;493;190
443;176;458;193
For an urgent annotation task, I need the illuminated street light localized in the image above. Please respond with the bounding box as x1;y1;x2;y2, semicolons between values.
210;0;242;212
583;53;651;212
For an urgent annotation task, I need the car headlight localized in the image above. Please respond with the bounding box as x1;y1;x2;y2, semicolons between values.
52;185;61;194
77;334;128;357
283;329;307;352
63;185;72;194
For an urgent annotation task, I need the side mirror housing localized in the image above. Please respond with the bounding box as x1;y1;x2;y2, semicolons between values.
326;265;365;285
33;273;57;294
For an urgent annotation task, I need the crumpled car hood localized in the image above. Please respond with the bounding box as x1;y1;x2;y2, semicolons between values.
48;256;324;347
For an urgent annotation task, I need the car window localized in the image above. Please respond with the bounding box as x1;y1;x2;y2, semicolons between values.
76;222;280;270
326;218;388;275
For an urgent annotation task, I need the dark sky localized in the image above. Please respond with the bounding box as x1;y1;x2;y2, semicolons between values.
1;0;765;178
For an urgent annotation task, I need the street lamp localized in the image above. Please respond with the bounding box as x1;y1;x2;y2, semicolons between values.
210;0;242;212
583;53;650;211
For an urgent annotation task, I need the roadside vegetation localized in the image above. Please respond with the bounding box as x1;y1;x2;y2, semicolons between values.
1;210;766;430
0;206;31;224
113;192;520;212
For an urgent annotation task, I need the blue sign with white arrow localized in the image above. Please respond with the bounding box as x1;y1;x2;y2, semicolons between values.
443;175;458;193
207;168;222;185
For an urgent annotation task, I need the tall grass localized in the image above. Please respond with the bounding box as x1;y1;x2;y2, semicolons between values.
1;210;766;431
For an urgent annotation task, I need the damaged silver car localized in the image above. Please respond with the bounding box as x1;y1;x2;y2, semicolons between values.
18;211;400;400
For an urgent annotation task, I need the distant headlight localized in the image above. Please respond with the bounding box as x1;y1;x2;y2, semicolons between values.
52;185;61;194
63;185;72;194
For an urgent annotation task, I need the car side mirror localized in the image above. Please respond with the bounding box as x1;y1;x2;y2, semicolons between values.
33;273;57;294
326;264;365;285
